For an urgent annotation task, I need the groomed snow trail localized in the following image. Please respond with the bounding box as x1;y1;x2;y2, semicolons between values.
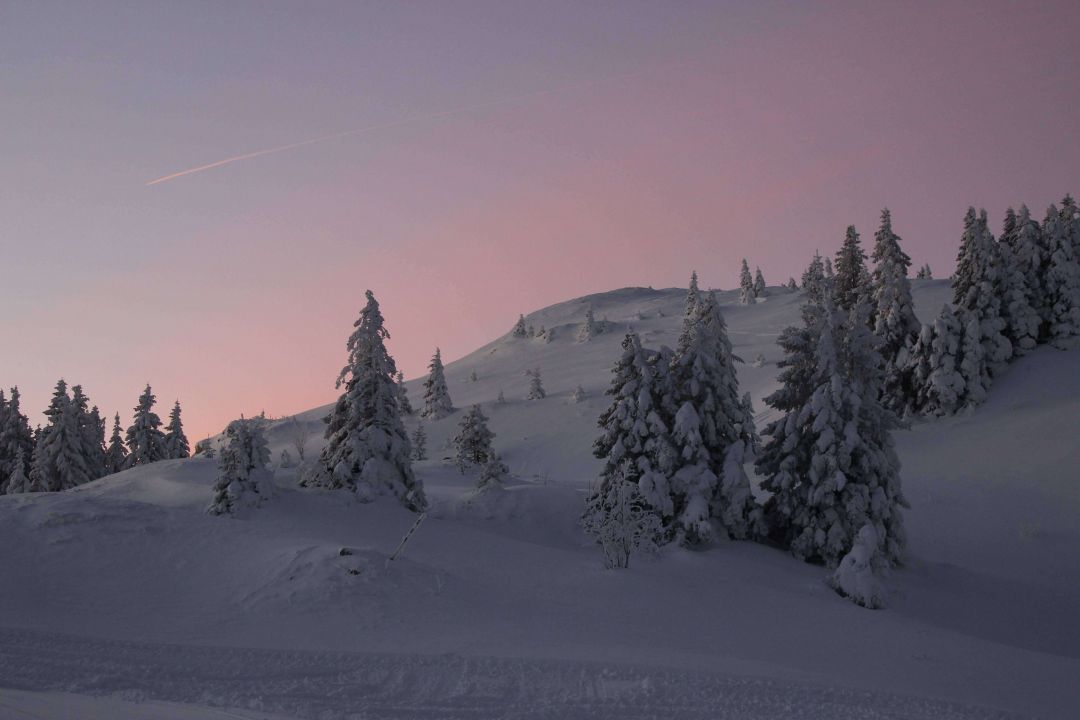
0;627;1019;720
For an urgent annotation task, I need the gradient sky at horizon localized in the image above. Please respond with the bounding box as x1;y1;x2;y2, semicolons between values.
2;0;1078;440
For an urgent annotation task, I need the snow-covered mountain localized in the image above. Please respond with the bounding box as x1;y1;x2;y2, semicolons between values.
1;280;1078;719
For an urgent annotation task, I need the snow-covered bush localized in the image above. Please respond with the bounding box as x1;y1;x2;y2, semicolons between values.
829;523;887;609
208;417;271;516
582;479;662;569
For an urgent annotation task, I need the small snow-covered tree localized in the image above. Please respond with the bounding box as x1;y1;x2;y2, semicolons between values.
452;404;495;472
685;270;701;318
753;267;766;297
870;208;920;413
526;367;546;400
578;306;598;342
305;290;425;511
0;387;34;484
420;348;455;420
395;371;414;416
164;400;190;459
739;258;755;305
571;385;587;403
511;314;528;339
194;438;215;459
288;416;311;461
477;451;508;490
1006;205;1047;337
208;416;271;516
4;447;30;494
956;307;988;408
279;448;295;468
70;386;105;481
469;370;478;383
124;385;168;469
913;305;966;415
786;277;798;291
103;413;128;475
30;380;91;492
824;256;835;279
582;478;663;569
1042;205;1080;348
829;523;887;609
411;424;427;461
495;389;506;405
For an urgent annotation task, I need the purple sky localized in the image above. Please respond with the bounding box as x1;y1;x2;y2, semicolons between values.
2;1;1078;440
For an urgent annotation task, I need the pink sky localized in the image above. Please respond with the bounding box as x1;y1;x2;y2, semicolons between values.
2;1;1077;440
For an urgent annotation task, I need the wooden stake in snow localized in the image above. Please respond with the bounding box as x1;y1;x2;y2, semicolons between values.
389;513;427;561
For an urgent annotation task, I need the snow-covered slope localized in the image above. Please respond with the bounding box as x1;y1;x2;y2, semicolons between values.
2;280;1077;719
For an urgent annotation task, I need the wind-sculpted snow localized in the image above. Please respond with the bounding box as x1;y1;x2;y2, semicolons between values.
0;627;1022;720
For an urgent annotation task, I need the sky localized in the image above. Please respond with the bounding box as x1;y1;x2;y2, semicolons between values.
2;0;1078;441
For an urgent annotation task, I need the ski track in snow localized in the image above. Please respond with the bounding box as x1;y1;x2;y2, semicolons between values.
0;627;1020;720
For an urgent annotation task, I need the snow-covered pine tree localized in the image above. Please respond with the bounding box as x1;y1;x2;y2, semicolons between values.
31;380;91;492
957;307;988;408
952;208;1012;376
802;251;826;300
739;258;755;304
786;277;798;291
571;385;587;403
0;386;33;484
763;293;906;567
164;400;190;459
686;270;701;318
585;332;673;550
1006;205;1048;338
70;386;105;481
834;225;868;312
469;370;478;383
1062;194;1080;258
824;256;835;279
668;291;754;543
495;389;506;404
4;447;30;494
915;304;967;416
996;208;1041;355
208;416;271;516
753;267;766;297
279;449;295;468
452;404;495;472
477;451;508;490
420;348;454;420
411;424;427;461
103;413;128;474
123;385;168;469
526;367;546;399
395;371;414;416
305;290;425;510
511;314;528;338
1042;204;1080;348
870;208;921;414
578;306;597;342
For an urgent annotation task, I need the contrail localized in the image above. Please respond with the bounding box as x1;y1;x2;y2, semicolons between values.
145;61;697;186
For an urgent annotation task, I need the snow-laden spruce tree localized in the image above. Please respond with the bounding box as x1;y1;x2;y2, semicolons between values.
668;291;754;543
452;404;495;472
1062;194;1080;258
996;208;1041;355
686;270;701;319
208;416;271;516
834;225;868;312
912;305;966;416
103;414;128;474
786;277;797;291
870;208;921;414
1005;205;1048;337
953;208;1011;377
395;371;414;416
571;385;587;403
526;367;546;400
802;251;827;300
739;258;755;305
420;348;454;420
70;386;105;481
164;400;190;459
824;256;835;279
124;385;168;469
31;380;91;492
591;334;673;528
411;424;427;461
511;314;528;339
957;307;988;408
759;291;906;568
305;290;425;511
578;306;598;342
1042;204;1080;348
753;267;766;297
4;447;31;494
0;386;34;484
